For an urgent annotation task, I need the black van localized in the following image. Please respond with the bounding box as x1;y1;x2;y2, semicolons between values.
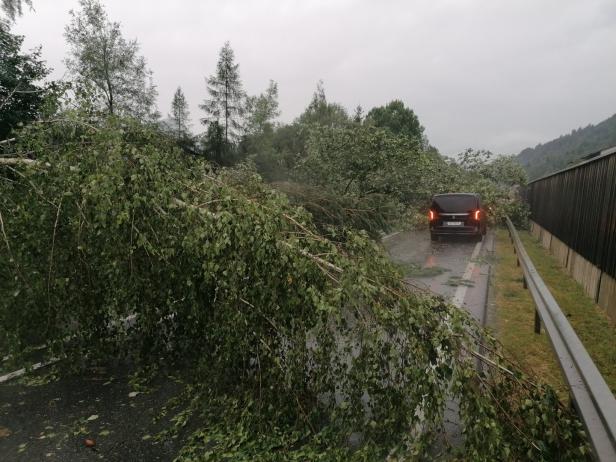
429;193;487;241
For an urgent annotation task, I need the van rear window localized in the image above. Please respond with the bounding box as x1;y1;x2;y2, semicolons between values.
432;195;477;212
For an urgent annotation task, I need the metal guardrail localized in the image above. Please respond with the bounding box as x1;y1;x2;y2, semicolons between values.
505;217;616;461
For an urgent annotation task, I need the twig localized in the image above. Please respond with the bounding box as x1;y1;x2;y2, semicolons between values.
0;83;21;111
475;373;543;452
129;209;135;276
468;349;538;387
47;198;63;313
281;241;343;273
37;118;99;132
239;298;281;333
0;208;31;292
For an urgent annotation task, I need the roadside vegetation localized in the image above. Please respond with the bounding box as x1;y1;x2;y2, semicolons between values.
0;0;593;460
493;228;616;396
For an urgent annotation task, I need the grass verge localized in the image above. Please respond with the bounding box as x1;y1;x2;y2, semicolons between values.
493;228;616;397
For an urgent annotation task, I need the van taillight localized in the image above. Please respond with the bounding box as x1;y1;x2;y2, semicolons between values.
474;210;480;220
429;210;435;221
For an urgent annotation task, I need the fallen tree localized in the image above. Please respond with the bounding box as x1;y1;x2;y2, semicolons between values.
0;118;590;460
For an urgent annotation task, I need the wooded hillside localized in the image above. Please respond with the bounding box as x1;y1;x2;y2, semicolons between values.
518;113;616;180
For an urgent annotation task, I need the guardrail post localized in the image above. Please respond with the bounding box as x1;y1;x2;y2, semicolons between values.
534;310;541;334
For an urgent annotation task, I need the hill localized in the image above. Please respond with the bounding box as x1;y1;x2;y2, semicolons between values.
517;113;616;180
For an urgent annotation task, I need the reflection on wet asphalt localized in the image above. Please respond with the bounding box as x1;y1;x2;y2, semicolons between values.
383;230;480;300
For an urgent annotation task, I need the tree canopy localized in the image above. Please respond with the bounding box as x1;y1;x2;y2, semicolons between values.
1;0;31;21
244;79;280;135
296;80;350;128
0;21;52;139
64;0;158;121
365;99;424;141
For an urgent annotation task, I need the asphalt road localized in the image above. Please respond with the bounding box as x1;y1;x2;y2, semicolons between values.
383;229;494;325
0;363;189;461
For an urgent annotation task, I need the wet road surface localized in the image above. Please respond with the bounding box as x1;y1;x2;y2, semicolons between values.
383;229;494;325
0;364;189;461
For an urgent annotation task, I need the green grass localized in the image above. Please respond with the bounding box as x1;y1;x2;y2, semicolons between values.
493;228;616;397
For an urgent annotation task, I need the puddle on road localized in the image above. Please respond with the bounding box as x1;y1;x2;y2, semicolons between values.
384;230;481;300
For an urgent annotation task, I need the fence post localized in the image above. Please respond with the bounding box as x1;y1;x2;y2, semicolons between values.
534;309;541;334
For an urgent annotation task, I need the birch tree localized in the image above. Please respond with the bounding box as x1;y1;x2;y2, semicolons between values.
244;80;280;135
64;0;158;121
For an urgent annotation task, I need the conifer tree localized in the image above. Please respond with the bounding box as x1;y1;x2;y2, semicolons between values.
169;86;190;139
200;41;244;147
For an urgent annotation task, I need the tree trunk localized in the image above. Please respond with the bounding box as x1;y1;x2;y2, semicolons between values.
224;80;229;147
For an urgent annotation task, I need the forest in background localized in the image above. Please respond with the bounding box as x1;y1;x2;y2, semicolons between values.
1;0;529;236
0;1;592;461
517;113;616;180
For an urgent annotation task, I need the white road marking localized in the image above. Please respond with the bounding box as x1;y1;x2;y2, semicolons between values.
0;313;138;384
382;231;401;241
0;357;60;384
451;240;482;308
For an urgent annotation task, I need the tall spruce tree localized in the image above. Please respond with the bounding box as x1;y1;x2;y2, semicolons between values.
64;0;158;121
169;86;190;139
200;41;244;149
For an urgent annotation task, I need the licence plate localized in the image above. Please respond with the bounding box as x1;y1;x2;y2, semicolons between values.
445;221;463;226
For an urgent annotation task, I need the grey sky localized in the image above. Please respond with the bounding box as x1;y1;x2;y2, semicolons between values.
9;0;616;156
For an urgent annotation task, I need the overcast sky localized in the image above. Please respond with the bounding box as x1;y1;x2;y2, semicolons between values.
8;0;616;156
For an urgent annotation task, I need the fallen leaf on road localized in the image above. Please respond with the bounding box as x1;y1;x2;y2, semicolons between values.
84;438;96;448
0;426;11;438
86;414;99;421
128;391;140;398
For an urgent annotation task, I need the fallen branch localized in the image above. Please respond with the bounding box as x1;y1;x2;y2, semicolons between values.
280;240;343;274
0;157;36;166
